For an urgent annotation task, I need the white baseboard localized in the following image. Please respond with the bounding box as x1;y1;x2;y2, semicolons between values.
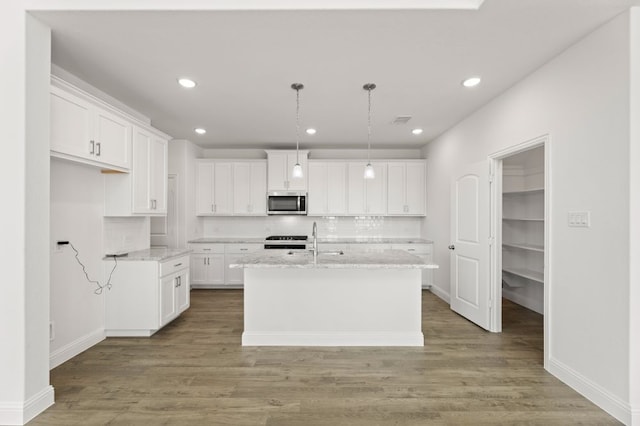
502;289;543;314
632;408;640;425
548;357;632;425
242;331;424;346
0;385;54;425
428;284;450;303
50;328;105;369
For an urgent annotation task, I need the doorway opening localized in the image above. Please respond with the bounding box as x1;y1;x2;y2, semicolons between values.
489;135;549;365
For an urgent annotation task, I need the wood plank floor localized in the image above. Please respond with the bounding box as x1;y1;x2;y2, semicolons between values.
31;290;620;425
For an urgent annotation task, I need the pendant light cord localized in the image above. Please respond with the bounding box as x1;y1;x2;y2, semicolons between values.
295;86;300;164
367;86;372;164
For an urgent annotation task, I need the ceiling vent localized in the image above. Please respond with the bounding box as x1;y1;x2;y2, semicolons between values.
391;115;412;125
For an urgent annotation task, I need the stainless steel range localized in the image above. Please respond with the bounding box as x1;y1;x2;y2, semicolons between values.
264;235;308;250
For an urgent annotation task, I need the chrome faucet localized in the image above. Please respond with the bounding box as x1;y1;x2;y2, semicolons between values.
312;221;318;261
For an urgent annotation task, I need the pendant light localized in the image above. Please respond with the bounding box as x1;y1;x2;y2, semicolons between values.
363;83;376;179
291;83;304;179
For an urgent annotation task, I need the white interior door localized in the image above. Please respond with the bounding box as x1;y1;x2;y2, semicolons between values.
450;161;491;330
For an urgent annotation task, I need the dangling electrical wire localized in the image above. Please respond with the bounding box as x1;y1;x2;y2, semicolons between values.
69;242;117;295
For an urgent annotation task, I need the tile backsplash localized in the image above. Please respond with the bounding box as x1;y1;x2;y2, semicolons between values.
201;216;421;239
104;217;150;255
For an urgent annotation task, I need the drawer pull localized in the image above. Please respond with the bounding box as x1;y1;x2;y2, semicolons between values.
240;248;248;251
174;263;182;267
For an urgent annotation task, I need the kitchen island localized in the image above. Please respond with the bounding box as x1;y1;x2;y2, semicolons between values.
230;249;437;347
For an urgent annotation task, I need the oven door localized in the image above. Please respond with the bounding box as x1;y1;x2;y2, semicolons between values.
267;193;306;215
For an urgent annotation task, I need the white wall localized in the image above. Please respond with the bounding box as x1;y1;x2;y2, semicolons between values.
629;9;640;425
50;159;106;368
424;11;633;424
0;8;54;424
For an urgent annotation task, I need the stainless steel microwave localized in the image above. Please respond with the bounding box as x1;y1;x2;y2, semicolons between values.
267;191;307;215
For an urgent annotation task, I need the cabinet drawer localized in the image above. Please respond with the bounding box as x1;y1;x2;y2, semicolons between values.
160;255;189;277
225;243;263;254
391;244;432;255
188;243;225;254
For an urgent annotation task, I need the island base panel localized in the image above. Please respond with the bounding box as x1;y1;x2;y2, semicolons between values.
242;268;423;346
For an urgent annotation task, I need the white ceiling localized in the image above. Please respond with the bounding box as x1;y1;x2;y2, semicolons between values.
35;0;639;149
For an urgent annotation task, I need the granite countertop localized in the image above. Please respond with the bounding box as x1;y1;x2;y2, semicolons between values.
317;237;433;244
104;248;191;262
188;237;267;244
229;249;439;270
188;237;433;244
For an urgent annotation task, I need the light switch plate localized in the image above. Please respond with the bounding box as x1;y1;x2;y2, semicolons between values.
568;211;590;228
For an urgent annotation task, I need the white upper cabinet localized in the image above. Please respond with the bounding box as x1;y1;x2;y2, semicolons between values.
196;161;233;216
130;126;168;214
266;150;309;192
233;161;267;215
347;162;387;215
387;161;426;216
50;83;131;172
213;163;233;215
104;125;169;216
308;161;347;216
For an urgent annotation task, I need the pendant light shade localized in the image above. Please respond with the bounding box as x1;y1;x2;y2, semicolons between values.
364;163;375;179
291;83;304;179
363;83;376;179
292;163;303;178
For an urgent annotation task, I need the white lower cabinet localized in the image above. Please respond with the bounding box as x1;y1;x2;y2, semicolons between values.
105;255;190;336
224;244;263;286
189;244;225;287
188;243;262;287
391;243;433;288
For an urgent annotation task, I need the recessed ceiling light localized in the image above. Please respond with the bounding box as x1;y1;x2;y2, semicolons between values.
462;77;481;88
306;128;317;135
412;128;423;135
178;78;197;88
194;128;206;135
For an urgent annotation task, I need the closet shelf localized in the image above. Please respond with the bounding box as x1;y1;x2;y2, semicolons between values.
502;242;544;252
503;188;544;196
502;267;544;283
503;217;544;222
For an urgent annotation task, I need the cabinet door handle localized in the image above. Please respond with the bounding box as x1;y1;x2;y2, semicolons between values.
207;257;210;265
213;204;217;213
96;142;101;156
174;263;182;267
203;258;207;265
203;248;211;251
89;140;95;155
240;248;248;251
